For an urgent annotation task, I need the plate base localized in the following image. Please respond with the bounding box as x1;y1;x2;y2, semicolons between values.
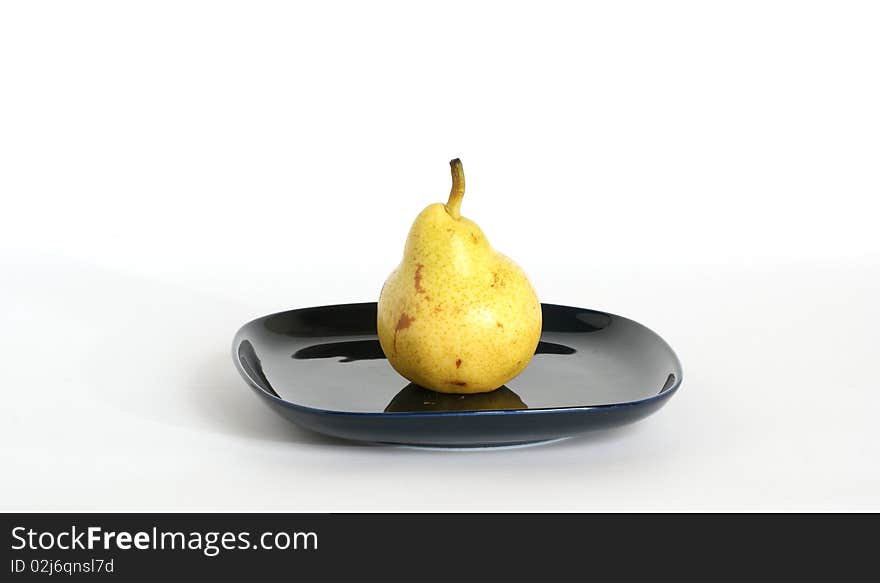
383;437;572;451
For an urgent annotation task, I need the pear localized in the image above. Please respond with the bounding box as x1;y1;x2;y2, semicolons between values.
377;159;542;394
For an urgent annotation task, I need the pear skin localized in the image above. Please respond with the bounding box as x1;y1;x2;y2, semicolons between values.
377;159;542;394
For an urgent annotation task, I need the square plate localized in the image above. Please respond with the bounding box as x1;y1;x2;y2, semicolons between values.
232;303;682;447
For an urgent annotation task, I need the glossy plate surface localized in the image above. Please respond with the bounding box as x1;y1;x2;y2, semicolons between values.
232;303;682;447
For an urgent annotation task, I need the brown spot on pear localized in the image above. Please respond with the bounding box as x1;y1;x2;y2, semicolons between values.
414;264;426;294
392;313;414;353
396;313;414;331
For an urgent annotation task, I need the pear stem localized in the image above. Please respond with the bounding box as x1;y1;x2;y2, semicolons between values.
446;158;465;219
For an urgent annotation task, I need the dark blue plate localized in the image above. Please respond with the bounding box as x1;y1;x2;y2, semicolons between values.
232;303;682;447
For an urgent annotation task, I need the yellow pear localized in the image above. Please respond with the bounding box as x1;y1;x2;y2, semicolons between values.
377;159;542;394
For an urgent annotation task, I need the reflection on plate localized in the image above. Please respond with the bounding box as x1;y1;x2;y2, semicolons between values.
384;383;527;413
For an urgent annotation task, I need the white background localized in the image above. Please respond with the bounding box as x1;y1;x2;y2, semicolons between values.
1;1;878;511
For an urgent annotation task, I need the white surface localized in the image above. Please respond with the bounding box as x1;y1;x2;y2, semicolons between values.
2;1;879;511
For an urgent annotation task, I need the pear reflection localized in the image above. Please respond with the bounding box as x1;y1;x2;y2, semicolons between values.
293;339;575;362
385;383;527;413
